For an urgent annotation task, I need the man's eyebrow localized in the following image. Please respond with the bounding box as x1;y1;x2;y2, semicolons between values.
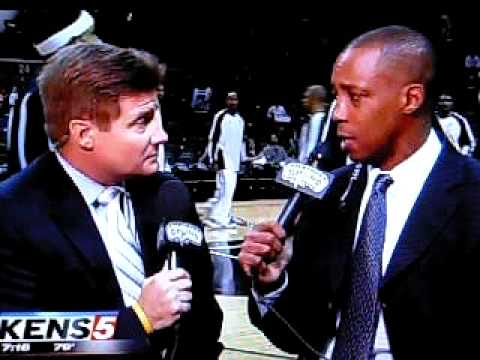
130;102;159;119
336;82;368;93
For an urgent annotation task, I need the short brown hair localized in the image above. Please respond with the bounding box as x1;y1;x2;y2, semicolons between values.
38;43;164;147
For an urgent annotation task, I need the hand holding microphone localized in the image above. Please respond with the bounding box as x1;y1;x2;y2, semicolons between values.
138;268;192;330
137;222;203;331
239;221;289;287
239;101;338;290
239;165;334;289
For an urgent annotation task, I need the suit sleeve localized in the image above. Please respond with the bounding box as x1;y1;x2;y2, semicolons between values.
0;194;40;308
247;196;348;358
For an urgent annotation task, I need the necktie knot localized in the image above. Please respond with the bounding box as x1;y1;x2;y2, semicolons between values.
95;186;125;207
373;174;393;194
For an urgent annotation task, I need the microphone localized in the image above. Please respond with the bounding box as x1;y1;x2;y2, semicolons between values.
275;163;335;233
156;220;203;359
251;102;349;286
157;221;203;269
252;164;335;287
275;100;338;234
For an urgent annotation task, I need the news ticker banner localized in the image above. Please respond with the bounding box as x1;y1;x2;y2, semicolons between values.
0;311;145;355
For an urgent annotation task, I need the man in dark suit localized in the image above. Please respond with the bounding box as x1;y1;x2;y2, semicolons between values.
239;25;480;360
0;43;222;359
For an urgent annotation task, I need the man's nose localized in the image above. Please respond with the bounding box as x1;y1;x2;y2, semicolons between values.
333;98;346;122
151;121;168;145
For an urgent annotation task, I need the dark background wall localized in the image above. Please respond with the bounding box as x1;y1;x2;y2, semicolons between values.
3;8;477;111
1;8;479;199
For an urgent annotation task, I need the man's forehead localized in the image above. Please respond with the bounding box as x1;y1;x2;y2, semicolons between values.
335;46;383;70
119;93;158;112
332;47;387;86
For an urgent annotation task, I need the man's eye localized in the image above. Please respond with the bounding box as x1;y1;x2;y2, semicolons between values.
131;119;145;128
130;117;149;132
135;114;153;126
350;93;361;104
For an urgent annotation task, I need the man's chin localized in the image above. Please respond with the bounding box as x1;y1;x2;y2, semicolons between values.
139;162;159;175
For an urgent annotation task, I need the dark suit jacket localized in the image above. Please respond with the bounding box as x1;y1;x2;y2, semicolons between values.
249;141;480;359
0;152;223;359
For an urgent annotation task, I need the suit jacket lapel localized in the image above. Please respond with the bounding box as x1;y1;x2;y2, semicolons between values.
44;154;119;285
382;145;463;285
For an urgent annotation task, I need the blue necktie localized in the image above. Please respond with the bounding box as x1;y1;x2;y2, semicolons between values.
332;174;393;360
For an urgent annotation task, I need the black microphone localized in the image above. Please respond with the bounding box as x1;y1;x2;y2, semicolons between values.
275;163;341;234
157;221;203;269
156;220;203;359
252;164;335;289
275;100;338;234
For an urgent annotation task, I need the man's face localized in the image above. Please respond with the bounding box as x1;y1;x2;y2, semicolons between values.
438;96;453;115
93;91;168;182
226;95;239;110
332;47;407;169
302;92;312;111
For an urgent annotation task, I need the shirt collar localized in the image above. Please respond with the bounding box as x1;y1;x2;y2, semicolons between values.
368;129;442;184
54;151;106;206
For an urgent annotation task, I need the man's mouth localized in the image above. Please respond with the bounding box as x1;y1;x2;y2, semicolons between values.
337;133;354;151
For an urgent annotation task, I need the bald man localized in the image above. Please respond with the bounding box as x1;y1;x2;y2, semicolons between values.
239;25;480;359
298;85;328;163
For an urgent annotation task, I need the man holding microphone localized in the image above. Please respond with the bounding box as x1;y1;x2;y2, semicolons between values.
0;43;222;359
240;25;480;360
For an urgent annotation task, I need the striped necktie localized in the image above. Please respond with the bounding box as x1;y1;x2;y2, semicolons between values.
332;174;393;360
95;186;145;306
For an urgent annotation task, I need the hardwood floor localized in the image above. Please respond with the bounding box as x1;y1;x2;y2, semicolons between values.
197;200;296;359
217;295;295;360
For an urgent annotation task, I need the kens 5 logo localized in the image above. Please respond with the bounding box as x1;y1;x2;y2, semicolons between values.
0;312;118;341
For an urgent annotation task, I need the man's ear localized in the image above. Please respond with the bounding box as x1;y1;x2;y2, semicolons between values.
69;119;95;150
401;83;425;114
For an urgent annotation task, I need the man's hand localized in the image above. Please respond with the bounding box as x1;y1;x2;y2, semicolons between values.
239;221;289;286
138;268;192;330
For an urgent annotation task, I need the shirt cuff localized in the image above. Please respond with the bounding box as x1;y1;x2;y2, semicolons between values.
251;272;289;317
